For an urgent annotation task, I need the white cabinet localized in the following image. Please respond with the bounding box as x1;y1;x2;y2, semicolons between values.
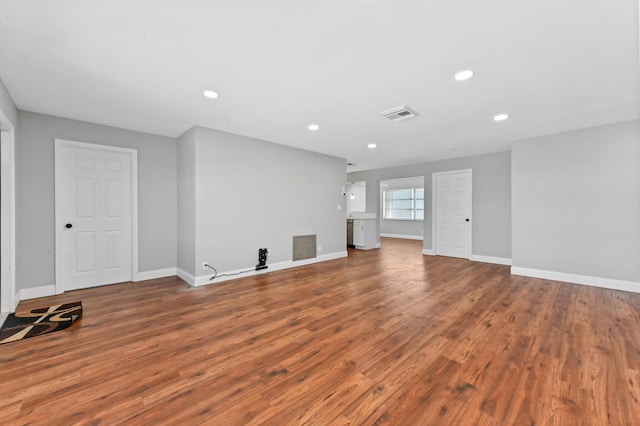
351;219;377;250
353;220;365;246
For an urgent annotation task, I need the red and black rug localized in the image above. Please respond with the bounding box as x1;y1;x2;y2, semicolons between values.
0;301;82;344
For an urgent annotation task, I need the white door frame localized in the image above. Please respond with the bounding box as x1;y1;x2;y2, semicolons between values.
0;126;16;314
431;169;472;258
54;139;139;294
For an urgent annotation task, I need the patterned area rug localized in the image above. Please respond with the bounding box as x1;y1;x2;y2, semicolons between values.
0;301;82;344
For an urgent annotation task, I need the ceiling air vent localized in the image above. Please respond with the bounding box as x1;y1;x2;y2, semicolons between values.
380;105;418;122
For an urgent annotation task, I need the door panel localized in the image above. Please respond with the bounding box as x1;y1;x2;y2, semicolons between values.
434;170;472;258
56;140;135;291
105;230;124;269
105;179;123;217
75;232;95;273
75;177;95;217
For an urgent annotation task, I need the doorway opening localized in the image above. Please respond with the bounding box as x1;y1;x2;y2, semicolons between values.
379;176;425;248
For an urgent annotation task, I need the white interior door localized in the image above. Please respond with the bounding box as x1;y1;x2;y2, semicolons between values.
55;140;137;292
433;169;472;258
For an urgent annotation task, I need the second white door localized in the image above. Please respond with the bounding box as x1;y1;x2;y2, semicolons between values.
55;140;136;292
433;169;472;259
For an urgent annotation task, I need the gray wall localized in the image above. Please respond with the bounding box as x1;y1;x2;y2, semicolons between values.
0;75;17;129
177;127;197;275
190;126;346;276
349;150;511;258
380;219;423;238
512;120;640;282
16;111;177;290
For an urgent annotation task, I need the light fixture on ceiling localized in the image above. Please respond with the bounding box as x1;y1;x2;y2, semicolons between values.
493;113;509;122
367;143;377;149
350;194;355;200
308;124;319;131
203;90;219;99
454;70;474;81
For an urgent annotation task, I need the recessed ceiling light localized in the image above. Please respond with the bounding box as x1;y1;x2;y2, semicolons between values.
454;70;474;81
308;124;319;131
203;90;219;99
493;113;509;122
368;143;377;149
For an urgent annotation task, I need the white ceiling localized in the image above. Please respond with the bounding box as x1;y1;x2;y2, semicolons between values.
0;1;638;171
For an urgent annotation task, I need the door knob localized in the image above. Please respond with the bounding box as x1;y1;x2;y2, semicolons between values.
65;223;73;229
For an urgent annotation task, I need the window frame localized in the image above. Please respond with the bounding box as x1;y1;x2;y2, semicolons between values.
382;187;424;221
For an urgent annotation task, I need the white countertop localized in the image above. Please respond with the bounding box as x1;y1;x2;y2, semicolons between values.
347;212;377;219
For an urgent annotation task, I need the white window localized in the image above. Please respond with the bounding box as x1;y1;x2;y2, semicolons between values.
383;188;424;220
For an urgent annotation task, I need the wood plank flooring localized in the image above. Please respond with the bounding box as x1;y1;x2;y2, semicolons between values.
2;237;640;425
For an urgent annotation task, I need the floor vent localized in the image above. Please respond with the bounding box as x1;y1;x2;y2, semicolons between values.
292;235;317;261
380;105;418;122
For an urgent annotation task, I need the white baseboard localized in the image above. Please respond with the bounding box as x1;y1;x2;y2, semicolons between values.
176;268;197;287
134;267;177;282
15;285;56;306
422;249;435;255
380;233;423;241
470;255;512;266
12;269;180;307
354;245;378;250
511;266;640;294
191;251;349;287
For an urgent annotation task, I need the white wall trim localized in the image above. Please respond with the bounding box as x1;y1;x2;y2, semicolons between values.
355;245;378;251
15;285;56;306
176;268;196;287
135;267;177;282
380;233;423;241
191;251;348;287
54;139;139;292
0;127;16;313
12;268;180;306
422;249;435;255
511;266;640;294
470;255;512;266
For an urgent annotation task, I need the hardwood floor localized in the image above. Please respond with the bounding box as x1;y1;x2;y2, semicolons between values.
2;238;640;425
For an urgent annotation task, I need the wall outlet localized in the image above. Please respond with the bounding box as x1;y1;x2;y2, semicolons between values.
202;261;209;271
317;244;322;252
